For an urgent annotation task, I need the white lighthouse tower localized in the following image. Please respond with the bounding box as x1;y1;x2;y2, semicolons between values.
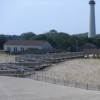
88;0;96;38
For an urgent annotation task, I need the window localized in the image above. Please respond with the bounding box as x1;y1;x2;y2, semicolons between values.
14;47;17;52
20;48;24;51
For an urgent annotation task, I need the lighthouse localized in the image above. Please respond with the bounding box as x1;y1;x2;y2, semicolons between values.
88;0;96;38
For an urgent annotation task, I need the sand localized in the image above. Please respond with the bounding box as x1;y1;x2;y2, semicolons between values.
36;58;100;85
0;76;100;100
0;55;15;63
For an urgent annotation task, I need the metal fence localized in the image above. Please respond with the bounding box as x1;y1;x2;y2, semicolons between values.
30;74;100;91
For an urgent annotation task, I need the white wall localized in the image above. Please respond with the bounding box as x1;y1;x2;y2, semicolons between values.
4;42;52;52
89;4;96;38
4;45;42;52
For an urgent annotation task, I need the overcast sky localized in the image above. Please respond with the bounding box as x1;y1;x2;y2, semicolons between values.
0;0;100;35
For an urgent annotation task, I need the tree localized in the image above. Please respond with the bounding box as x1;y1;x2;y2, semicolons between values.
21;32;36;40
0;35;7;49
31;34;47;40
54;32;70;51
3;30;100;52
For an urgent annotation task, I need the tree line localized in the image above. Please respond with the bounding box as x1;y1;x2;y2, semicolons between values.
0;29;100;52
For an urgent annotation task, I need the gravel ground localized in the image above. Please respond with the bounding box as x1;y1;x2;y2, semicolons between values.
0;76;100;100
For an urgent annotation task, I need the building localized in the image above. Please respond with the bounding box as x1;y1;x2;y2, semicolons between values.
4;40;53;52
83;43;97;49
88;0;96;38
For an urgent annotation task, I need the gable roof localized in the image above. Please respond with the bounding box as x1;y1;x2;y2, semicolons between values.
4;40;46;46
83;43;97;49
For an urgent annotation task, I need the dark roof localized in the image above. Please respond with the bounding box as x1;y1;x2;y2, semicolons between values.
89;0;95;5
83;43;97;49
4;40;46;46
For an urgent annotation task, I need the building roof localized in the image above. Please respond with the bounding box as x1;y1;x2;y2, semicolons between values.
83;43;97;49
4;40;46;46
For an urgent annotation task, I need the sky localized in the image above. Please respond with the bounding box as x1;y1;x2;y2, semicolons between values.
0;0;100;35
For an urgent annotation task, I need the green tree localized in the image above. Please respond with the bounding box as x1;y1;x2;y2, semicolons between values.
21;32;36;40
31;34;47;40
0;35;7;49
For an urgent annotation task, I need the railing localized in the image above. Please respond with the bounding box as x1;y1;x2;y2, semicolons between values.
30;74;100;91
15;52;84;63
84;49;100;54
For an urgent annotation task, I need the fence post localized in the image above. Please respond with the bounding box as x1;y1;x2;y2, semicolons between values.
54;79;56;84
64;80;66;86
45;77;46;82
98;85;100;91
37;75;38;80
87;84;88;90
66;80;69;86
75;82;77;87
